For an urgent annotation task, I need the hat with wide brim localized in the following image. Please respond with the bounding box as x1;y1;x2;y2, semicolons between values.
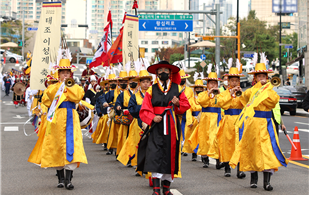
190;79;206;88
54;59;77;72
107;73;119;81
179;69;191;79
147;61;180;74
224;67;245;77
248;63;274;75
133;70;153;81
123;70;138;80
203;72;223;81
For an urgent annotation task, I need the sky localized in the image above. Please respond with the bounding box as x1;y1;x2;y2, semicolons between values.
198;0;250;19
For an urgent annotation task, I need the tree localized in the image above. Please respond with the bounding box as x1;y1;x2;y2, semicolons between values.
169;53;184;64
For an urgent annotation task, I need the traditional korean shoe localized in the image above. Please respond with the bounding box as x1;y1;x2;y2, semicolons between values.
56;169;64;188
250;172;258;188
192;153;197;161
263;172;273;191
162;180;173;195
152;178;160;195
236;163;246;179
64;170;74;190
216;159;225;169
224;162;231;177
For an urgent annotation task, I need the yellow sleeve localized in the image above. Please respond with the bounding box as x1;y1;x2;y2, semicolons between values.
217;90;232;110
260;89;280;109
240;88;252;106
65;84;84;103
197;91;213;107
42;86;54;108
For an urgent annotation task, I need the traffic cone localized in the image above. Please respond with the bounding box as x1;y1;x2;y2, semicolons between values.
288;126;307;161
16;59;19;64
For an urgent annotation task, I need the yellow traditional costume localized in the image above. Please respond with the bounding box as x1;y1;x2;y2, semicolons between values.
229;53;288;191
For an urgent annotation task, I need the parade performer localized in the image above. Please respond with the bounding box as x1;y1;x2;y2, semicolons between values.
4;75;11;96
95;68;119;151
79;77;88;93
11;77;24;108
215;58;245;178
188;64;222;168
229;52;288;191
117;65;152;170
177;63;194;157
137;61;190;195
39;49;87;190
84;75;98;105
182;71;205;162
81;64;95;80
25;83;33;117
115;61;140;159
102;66;127;155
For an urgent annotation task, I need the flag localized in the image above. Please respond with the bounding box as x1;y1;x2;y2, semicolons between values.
89;11;113;68
102;27;123;65
132;0;138;9
234;82;274;128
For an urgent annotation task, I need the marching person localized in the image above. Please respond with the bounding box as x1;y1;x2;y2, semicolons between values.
230;53;288;191
4;75;11;96
115;66;139;159
182;72;205;162
84;75;98;105
137;61;190;195
215;58;245;178
188;65;222;168
12;77;24;108
33;53;87;190
81;64;95;80
177;63;194;157
79;77;88;93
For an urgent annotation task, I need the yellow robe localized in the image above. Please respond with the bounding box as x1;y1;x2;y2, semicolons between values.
182;92;202;153
92;91;108;143
118;91;145;166
31;90;43;115
188;91;221;157
28;92;49;165
107;89;122;149
229;83;288;172
40;82;88;168
215;89;244;162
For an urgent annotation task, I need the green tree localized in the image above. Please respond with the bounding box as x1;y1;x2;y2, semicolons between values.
169;53;184;64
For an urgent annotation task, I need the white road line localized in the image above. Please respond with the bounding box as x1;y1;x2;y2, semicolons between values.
4;126;19;131
0;122;30;125
295;122;309;126
171;189;183;195
100;69;104;73
5;103;15;106
79;68;84;72
298;129;309;132
279;130;293;133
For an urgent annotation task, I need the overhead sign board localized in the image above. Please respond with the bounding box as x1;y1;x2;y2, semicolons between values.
139;19;193;32
285;45;293;49
27;27;38;31
272;0;297;13
244;53;254;58
139;14;193;20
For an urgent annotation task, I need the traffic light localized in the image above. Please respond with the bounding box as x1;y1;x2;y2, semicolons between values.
283;52;288;58
18;41;22;47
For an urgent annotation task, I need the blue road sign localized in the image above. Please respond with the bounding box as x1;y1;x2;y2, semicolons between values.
139;19;193;32
200;54;206;61
27;27;38;31
86;57;93;64
285;45;293;49
244;53;254;58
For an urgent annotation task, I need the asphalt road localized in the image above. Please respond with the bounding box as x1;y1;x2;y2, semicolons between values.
0;63;309;195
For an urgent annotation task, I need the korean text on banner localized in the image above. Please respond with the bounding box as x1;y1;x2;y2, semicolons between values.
122;14;138;69
30;2;62;90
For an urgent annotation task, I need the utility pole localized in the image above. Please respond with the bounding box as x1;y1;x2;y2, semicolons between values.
279;0;282;75
22;9;25;59
236;0;239;59
203;3;206;55
188;0;191;69
215;3;220;78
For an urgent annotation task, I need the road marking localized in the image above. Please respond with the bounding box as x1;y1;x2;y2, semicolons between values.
4;126;19;131
302;155;309;159
295;122;309;125
100;69;104;73
288;160;309;169
79;68;84;72
171;189;183;195
279;130;293;133
13;115;25;119
0;122;29;125
298;129;309;132
5;103;14;106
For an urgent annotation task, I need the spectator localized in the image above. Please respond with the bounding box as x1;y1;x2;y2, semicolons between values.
302;90;309;112
266;58;269;70
285;79;291;86
272;60;276;71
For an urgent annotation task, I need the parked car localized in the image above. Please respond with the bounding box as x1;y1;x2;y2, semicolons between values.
273;87;297;115
282;85;307;107
0;49;24;63
286;62;299;75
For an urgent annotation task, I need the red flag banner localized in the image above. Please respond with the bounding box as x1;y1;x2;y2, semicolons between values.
102;27;123;65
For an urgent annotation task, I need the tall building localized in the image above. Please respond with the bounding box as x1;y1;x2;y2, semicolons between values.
221;0;232;26
251;0;298;35
190;0;200;25
1;0;15;18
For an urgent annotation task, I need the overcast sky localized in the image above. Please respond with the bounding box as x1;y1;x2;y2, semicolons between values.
198;0;250;19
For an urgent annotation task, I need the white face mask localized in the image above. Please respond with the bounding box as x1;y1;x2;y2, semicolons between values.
223;81;228;86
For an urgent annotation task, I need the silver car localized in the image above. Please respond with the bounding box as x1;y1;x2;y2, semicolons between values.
0;49;24;63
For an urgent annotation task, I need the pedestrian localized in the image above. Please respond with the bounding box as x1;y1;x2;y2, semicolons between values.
137;60;190;195
188;65;222;168
302;90;309;112
4;75;11;96
285;79;291;86
230;52;288;191
272;60;276;71
266;58;269;70
216;58;245;178
3;50;6;65
220;75;229;92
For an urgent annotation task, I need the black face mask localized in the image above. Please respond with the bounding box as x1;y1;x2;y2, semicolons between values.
158;72;169;81
129;82;138;89
196;91;202;95
120;83;127;89
110;84;117;89
180;80;186;86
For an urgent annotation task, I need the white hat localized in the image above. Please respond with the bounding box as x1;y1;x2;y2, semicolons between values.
89;75;97;82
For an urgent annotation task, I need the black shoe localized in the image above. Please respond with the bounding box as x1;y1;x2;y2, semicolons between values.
65;170;74;190
106;149;113;155
250;172;258;188
127;160;132;167
191;153;197;161
202;157;209;168
152;178;160;195
162;180;173;195
263;172;273;191
216;159;225;169
224;162;231;177
103;143;107;151
182;152;188;156
135;172;141;176
56;169;65;188
236;163;246;179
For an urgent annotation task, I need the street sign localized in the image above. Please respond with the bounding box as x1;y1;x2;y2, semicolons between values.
200;54;206;60
200;61;206;68
86;57;93;64
27;27;38;31
202;36;214;41
139;19;193;32
139;14;193;20
244;53;254;58
285;45;293;49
